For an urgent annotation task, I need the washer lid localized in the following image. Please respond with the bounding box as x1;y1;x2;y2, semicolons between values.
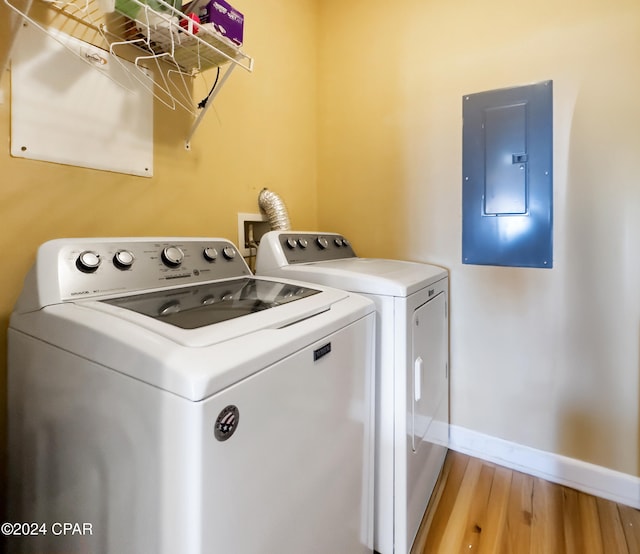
103;277;320;329
267;258;447;297
10;280;374;400
60;276;357;349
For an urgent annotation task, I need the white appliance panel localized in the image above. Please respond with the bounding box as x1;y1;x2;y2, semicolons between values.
407;291;448;549
257;231;446;297
7;315;375;554
200;317;375;553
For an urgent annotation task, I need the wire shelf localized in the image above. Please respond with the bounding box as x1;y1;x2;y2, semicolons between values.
4;0;253;144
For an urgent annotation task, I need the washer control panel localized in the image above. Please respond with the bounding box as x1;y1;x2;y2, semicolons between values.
277;232;356;264
43;238;251;302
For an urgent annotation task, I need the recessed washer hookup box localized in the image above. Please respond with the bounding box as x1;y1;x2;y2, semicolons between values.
185;0;244;45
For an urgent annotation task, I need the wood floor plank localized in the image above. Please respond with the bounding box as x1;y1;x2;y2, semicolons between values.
619;503;640;554
596;497;629;554
436;456;484;552
499;469;534;554
561;486;586;554
476;465;511;554
530;476;564;554
577;493;605;554
460;462;496;551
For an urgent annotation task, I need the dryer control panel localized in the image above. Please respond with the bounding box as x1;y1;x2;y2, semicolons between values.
20;238;252;310
267;232;357;264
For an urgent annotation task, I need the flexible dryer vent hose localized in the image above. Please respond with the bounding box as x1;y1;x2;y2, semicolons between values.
258;188;291;231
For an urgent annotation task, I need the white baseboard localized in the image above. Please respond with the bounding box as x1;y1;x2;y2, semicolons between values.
448;425;640;509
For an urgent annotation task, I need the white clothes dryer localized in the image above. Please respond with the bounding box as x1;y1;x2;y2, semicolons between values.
7;237;376;554
256;231;449;554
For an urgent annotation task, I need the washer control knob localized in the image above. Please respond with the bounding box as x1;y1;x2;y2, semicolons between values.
203;247;218;262
316;237;329;249
222;246;236;260
298;238;308;249
158;300;180;316
76;250;101;273
113;250;134;270
286;238;298;249
334;238;343;247
201;294;216;305
161;246;184;268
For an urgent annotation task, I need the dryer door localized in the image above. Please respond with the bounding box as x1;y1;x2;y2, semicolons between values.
411;292;447;451
406;290;448;546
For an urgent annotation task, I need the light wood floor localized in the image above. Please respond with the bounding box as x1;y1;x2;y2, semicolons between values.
411;450;640;554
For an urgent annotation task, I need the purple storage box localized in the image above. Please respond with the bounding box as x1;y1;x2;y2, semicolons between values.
184;0;244;45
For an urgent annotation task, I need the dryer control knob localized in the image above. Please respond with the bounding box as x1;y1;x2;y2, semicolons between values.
222;246;236;260
113;250;134;270
286;238;298;249
316;237;329;249
76;250;101;273
298;238;308;249
334;238;343;247
203;247;218;262
161;246;184;267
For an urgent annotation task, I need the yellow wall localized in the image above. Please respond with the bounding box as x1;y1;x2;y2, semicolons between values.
317;0;640;474
0;0;319;507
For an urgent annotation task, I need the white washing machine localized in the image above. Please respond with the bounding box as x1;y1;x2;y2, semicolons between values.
7;237;376;554
256;231;449;554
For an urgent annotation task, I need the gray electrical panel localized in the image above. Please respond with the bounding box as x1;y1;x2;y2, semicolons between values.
462;81;553;268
